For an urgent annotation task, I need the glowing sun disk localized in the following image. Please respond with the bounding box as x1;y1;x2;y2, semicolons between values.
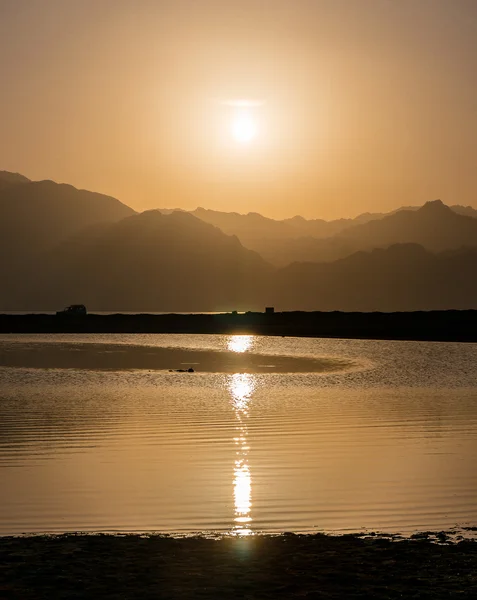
232;113;257;143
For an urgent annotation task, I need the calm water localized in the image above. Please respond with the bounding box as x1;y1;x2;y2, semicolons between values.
1;333;477;536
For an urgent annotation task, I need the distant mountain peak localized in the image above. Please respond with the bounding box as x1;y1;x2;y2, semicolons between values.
0;170;31;190
419;199;451;213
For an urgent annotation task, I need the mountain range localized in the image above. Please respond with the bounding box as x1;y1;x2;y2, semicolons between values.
0;171;134;285
159;202;477;266
2;170;477;311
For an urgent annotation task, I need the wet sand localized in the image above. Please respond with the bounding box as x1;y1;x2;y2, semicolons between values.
0;342;353;373
1;533;476;599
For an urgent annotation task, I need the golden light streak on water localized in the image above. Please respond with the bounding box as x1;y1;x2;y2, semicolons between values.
227;335;254;354
229;373;256;535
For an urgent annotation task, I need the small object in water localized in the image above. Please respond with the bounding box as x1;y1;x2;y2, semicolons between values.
187;367;194;373
173;368;195;373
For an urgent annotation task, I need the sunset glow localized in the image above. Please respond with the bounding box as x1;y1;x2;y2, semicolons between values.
231;111;257;144
3;2;477;596
3;2;476;219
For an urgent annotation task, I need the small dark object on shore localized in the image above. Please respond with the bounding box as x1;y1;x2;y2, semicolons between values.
168;367;195;372
55;304;87;317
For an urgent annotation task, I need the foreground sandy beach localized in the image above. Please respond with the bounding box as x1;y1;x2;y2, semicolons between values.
1;533;476;599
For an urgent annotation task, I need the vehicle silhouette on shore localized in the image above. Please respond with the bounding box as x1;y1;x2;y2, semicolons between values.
56;304;87;316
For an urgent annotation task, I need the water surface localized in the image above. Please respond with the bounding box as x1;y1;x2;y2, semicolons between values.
1;334;477;536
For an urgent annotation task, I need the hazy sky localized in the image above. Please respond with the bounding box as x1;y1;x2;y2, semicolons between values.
1;0;477;219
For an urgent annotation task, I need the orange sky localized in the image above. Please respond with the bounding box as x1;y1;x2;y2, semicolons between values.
1;0;477;219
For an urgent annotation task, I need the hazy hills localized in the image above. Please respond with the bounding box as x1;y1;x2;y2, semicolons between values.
14;210;272;312
3;170;477;311
166;202;477;266
272;200;477;267
190;206;391;241
274;244;477;312
0;172;134;285
337;200;477;253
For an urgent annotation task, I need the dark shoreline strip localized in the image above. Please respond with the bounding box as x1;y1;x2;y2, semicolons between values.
2;309;477;342
1;533;477;599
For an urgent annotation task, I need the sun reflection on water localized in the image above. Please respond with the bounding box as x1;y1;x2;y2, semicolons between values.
229;373;256;536
227;335;254;353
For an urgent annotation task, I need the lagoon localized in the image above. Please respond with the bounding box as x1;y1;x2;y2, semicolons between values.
1;334;477;536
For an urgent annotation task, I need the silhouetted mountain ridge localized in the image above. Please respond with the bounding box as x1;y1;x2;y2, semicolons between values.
157;200;477;266
274;243;477;311
0;170;30;189
3;170;477;311
22;210;272;312
0;178;135;276
336;199;477;253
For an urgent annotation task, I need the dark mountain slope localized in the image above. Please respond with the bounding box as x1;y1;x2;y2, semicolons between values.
192;207;296;240
0;179;135;271
0;179;135;246
274;243;477;312
337;200;477;252
23;211;272;312
451;205;477;218
0;178;136;307
191;206;391;242
185;208;381;266
261;200;477;268
0;170;31;190
181;201;477;266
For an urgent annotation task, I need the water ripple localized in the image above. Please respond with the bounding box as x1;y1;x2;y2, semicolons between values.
1;334;477;535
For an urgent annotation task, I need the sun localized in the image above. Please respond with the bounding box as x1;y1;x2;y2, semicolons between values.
218;98;263;145
231;110;258;144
